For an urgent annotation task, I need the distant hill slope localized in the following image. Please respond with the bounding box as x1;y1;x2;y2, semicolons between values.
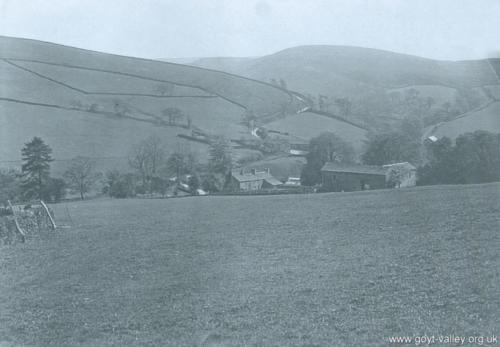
193;45;497;95
266;112;367;150
430;101;500;139
192;46;500;136
0;36;310;172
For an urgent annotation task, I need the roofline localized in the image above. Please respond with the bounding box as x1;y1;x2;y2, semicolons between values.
234;177;266;182
320;169;386;176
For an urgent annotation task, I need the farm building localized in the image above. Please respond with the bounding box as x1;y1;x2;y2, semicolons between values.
383;162;417;188
321;162;387;192
229;168;283;191
289;143;309;156
283;177;301;187
321;162;418;191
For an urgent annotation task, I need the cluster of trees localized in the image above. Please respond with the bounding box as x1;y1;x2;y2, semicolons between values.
300;128;500;188
0;137;66;204
300;121;422;187
0;169;22;204
0;137;105;204
418;131;500;185
4;128;497;205
306;87;483;131
103;135;234;198
362;117;423;166
300;132;355;186
269;78;287;89
69;100;100;113
154;82;176;96
1;134;237;204
306;94;353;118
70;97;192;129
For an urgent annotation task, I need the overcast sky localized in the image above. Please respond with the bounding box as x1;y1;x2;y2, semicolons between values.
1;0;499;61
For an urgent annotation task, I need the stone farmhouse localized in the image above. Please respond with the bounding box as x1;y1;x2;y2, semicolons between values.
229;168;283;191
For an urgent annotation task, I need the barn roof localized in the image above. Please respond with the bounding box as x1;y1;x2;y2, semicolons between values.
321;162;387;176
382;162;417;170
231;169;283;186
232;170;274;182
263;176;283;186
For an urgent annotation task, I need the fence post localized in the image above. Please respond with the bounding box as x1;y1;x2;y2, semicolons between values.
40;200;57;230
7;200;26;243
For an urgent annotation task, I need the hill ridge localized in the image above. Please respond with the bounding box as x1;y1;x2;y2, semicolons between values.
0;35;308;111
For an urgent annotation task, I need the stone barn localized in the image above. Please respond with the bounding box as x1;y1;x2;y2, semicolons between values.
321;162;387;192
229;168;282;191
383;162;417;188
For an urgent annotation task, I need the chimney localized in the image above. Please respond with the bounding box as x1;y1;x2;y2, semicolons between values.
240;168;244;175
266;168;270;174
251;169;256;175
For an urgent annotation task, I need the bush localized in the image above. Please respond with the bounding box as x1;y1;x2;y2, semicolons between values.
301;132;354;186
188;175;200;194
0;207;13;217
41;178;66;203
104;170;136;198
151;177;170;196
236;152;264;165
201;173;226;193
0;169;21;204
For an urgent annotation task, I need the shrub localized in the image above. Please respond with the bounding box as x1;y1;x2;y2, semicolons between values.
104;170;136;198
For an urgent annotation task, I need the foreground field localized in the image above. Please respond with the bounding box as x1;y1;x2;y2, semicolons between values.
1;184;499;346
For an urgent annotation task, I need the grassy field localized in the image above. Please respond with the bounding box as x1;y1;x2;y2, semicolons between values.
0;36;295;115
0;183;499;346
266;112;367;151
0;36;305;169
432;101;500;139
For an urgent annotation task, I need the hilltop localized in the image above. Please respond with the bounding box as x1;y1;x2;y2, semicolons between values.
192;45;500;136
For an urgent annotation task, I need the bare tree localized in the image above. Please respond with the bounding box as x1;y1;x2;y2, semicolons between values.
63;157;101;200
128;136;166;193
279;78;287;89
242;109;257;130
155;83;175;96
334;97;352;119
318;94;331;112
113;100;130;117
162;107;184;126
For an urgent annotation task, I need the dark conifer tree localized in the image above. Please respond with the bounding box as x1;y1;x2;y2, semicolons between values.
20;137;53;200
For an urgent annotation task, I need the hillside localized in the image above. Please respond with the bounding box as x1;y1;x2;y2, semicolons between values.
0;36;308;172
192;46;500;135
430;101;500;139
266;111;367;150
425;83;500;139
193;45;498;95
3;38;497;179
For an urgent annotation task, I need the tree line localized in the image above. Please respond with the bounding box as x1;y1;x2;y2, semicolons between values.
306;87;484;131
2;127;498;205
0;135;235;205
300;127;500;187
104;135;233;198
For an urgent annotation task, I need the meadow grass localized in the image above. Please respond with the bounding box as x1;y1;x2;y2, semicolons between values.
0;183;499;346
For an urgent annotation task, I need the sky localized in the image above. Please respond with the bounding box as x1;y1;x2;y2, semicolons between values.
0;0;499;61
